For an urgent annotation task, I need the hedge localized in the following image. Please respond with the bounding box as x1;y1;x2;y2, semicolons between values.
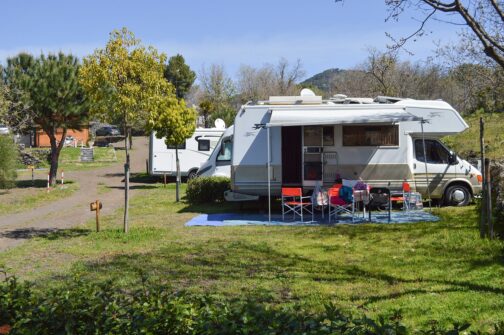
186;176;230;204
0;274;502;334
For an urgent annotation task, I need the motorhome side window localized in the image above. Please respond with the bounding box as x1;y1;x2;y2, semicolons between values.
167;141;186;150
415;139;450;164
198;139;210;151
217;139;232;161
342;125;398;146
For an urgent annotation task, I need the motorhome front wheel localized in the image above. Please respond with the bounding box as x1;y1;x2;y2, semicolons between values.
444;184;471;206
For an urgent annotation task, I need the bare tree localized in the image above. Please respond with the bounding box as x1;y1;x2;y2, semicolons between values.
237;64;276;102
385;0;504;68
198;64;236;126
275;58;305;95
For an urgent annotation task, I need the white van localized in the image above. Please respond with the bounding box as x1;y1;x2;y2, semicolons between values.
204;91;482;206
149;126;225;180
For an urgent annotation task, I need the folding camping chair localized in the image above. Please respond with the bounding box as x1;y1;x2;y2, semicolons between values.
327;185;354;222
281;187;314;222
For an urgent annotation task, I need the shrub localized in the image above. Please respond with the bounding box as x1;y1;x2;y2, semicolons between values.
186;176;230;204
0;135;18;189
0;274;500;335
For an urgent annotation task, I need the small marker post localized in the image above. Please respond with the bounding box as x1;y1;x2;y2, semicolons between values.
61;169;64;185
47;173;50;192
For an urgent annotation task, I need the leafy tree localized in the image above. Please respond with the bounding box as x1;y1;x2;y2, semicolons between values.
0;135;18;189
164;54;196;99
79;27;181;231
147;95;196;201
4;52;87;185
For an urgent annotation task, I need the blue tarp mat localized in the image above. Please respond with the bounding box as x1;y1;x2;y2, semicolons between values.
185;211;439;227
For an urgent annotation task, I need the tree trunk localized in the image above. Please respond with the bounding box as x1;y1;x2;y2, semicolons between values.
48;128;67;186
129;128;133;150
176;147;180;202
123;122;130;233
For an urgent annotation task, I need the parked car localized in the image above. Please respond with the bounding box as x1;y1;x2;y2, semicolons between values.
95;125;121;136
0;124;9;135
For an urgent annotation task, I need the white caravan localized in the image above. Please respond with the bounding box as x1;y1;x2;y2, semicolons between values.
149;123;225;180
202;91;482;206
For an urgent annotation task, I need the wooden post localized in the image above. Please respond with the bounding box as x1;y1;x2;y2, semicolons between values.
96;200;100;232
163;173;167;187
124;159;130;233
479;117;487;238
31;166;34;186
485;158;493;239
175;147;180;202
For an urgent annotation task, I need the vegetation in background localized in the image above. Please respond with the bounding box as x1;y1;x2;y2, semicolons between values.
442;112;504;160
164;54;196;99
0;136;18;189
186;176;230;204
1;184;503;329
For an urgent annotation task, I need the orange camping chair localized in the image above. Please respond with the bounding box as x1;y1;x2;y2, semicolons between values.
281;187;313;222
327;185;354;222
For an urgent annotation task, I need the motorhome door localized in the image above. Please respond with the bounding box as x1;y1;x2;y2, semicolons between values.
412;138;458;197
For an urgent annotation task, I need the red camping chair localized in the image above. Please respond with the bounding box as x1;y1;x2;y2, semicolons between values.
281;187;314;222
327;185;354;222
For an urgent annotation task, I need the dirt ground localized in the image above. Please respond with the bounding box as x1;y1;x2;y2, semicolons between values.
0;137;150;252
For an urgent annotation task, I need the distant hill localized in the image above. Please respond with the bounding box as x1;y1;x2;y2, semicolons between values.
301;68;345;94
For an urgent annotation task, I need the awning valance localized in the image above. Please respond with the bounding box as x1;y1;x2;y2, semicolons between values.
266;107;422;127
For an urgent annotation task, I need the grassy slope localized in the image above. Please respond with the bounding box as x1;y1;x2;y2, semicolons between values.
443;113;504;160
1;184;503;330
22;146;124;171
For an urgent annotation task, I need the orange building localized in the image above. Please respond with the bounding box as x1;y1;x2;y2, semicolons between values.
35;126;89;147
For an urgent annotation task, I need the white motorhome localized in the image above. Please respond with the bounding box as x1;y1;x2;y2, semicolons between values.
197;125;234;178
149;124;225;180
202;90;482;206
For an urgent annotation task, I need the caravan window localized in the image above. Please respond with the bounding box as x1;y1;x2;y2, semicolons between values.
217;138;232;162
198;139;210;151
167;141;186;150
342;125;398;146
415;139;450;164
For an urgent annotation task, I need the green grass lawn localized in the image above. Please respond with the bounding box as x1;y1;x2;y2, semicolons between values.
443;112;504;159
1;184;503;330
0;180;79;216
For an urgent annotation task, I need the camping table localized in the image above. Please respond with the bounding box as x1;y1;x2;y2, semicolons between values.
367;187;391;222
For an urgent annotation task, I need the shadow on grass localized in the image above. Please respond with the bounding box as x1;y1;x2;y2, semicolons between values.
0;227;90;240
15;179;75;189
64;234;504;309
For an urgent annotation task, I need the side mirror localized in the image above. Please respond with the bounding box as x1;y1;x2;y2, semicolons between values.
448;151;458;165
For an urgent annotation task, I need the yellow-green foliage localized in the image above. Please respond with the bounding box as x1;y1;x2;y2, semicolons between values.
78;27;178;130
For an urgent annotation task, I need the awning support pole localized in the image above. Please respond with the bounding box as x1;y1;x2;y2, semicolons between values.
421;118;432;212
267;127;271;223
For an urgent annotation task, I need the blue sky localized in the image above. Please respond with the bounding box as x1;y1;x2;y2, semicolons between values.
1;0;462;80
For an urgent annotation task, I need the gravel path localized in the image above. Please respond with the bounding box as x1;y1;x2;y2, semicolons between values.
0;137;149;252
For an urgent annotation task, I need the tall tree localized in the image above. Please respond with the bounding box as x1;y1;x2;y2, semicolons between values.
2;53;36;133
198;64;236;126
79;27;181;232
164;54;196;99
5;52;87;185
274;58;305;95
